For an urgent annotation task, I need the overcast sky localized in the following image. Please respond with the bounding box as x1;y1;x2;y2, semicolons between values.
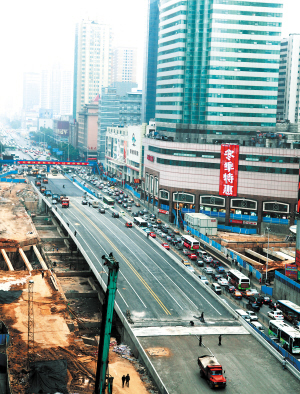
0;0;298;114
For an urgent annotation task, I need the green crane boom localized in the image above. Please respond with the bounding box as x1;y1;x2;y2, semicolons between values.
95;253;119;394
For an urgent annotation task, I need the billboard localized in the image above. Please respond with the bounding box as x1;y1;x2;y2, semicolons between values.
219;144;239;196
285;264;298;280
55;121;69;137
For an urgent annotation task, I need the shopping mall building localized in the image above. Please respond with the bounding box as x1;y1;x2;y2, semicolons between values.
142;137;300;235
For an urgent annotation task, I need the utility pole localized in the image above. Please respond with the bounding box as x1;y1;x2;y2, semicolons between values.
27;280;35;369
265;227;270;284
295;164;300;282
95;253;119;394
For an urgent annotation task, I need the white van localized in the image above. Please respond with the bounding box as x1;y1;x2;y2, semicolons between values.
211;283;222;295
251;321;264;332
236;309;251;322
198;250;207;257
92;201;99;208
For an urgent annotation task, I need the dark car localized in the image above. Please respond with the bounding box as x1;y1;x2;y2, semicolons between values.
247;302;260;312
133;212;139;217
150;213;156;219
169;233;176;238
123;198;128;203
183;249;190;255
211;260;220;268
176;243;184;250
124;194;128;198
212;273;223;281
224;285;235;293
260;296;272;305
162;227;169;234
248;295;263;307
82;200;88;205
99;208;105;214
269;301;278;310
143;208;148;213
117;199;123;204
139;210;144;216
112;212;119;218
123;203;128;208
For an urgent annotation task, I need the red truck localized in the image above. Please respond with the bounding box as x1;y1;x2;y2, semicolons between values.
61;198;70;208
198;355;226;389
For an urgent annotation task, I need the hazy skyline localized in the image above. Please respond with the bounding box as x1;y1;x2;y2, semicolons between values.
0;0;298;114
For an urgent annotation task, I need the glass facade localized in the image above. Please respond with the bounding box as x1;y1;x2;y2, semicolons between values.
142;0;159;124
155;0;282;131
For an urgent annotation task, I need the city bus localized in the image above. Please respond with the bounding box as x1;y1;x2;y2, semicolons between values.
181;235;200;250
103;196;115;206
277;300;300;325
268;320;300;354
227;269;250;290
133;217;148;227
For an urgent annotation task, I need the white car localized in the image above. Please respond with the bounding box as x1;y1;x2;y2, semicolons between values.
247;311;258;321
249;288;259;296
160;232;167;238
199;275;209;285
187;265;195;273
204;266;213;275
218;278;228;286
268;311;284;320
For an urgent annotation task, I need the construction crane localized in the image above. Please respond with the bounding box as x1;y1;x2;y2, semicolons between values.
95;253;119;394
27;279;35;369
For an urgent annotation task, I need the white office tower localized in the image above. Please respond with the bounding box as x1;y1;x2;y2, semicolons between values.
73;19;113;119
277;34;300;123
112;47;137;83
155;0;283;136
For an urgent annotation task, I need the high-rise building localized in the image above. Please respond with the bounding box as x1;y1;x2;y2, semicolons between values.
112;47;137;84
73;19;113;120
155;0;283;140
23;72;40;111
277;34;300;123
142;0;159;124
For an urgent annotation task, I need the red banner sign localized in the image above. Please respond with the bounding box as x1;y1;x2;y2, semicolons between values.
158;209;169;214
229;219;243;224
147;155;154;162
18;161;89;166
219;144;239;196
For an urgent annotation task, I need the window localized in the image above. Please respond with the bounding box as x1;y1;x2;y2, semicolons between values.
200;196;225;207
263;202;289;213
173;192;194;204
160;190;169;200
231;199;257;210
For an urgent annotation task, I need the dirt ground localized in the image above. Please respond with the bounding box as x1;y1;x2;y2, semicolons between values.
0;182;38;246
0;270;155;393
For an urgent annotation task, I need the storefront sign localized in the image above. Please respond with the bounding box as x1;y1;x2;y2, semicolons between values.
243;221;257;226
158;209;169;214
229;219;243;224
285;264;298;280
147;155;154;162
219;144;239;196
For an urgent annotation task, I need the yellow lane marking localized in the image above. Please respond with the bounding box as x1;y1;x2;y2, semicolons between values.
71;203;171;315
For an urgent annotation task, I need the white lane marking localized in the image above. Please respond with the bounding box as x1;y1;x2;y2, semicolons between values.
60;203;147;309
119;224;222;315
75;204;187;311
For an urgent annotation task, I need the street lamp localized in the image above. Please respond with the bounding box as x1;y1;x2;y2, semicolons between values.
265;227;271;284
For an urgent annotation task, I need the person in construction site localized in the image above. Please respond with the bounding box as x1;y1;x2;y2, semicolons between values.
125;374;130;387
122;375;126;387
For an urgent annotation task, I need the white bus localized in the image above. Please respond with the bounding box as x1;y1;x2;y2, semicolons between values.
227;269;250;290
181;235;200;250
268;320;300;354
134;217;148;227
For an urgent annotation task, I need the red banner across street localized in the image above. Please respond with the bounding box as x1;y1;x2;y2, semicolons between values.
219;144;239;196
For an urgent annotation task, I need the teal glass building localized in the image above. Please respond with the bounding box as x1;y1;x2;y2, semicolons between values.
155;0;283;135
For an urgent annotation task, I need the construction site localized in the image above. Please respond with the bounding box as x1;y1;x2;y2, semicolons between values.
0;182;159;394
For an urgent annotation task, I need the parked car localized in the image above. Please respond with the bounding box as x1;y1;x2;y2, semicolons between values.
218;278;228;286
199;275;209;285
232;290;242;300
224;285;235;293
267;310;284;320
204;266;213;275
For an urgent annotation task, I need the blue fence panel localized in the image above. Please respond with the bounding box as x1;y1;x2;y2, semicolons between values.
155;201;158;206
262;217;289;225
275;271;300;293
230;213;258;221
133;191;141;199
200;210;226;218
161;204;169;210
181;208;195;213
261;285;273;296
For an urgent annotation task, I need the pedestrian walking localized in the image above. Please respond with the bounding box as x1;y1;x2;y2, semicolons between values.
41;271;44;278
122;375;126;388
200;312;204;322
74;230;77;237
125;374;130;387
199;335;202;347
56;248;59;252
218;334;222;346
147;232;149;238
282;357;287;370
